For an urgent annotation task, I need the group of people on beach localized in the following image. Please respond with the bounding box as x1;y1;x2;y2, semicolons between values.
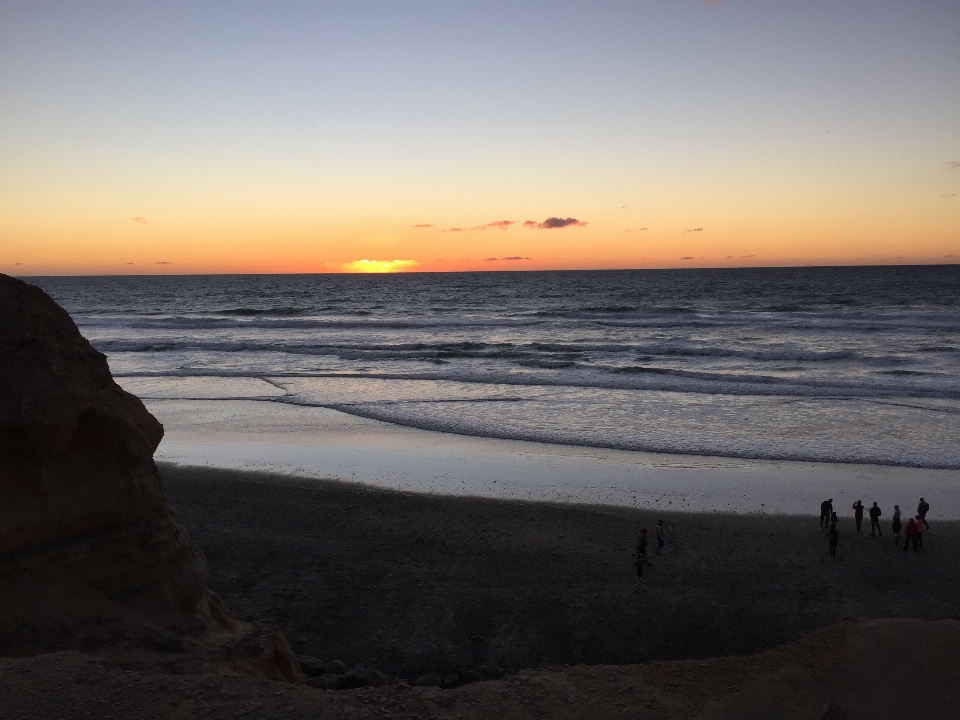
632;520;664;594
819;497;930;559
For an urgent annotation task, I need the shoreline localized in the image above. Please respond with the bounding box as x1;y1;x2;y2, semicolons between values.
146;397;960;519
160;463;960;680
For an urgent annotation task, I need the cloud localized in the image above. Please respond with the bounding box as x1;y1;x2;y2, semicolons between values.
624;227;647;233
531;217;587;229
412;223;433;228
487;220;514;230
741;254;755;258
133;216;147;224
684;227;703;233
523;217;585;229
126;262;133;265
444;227;465;232
14;262;22;265
943;193;957;197
680;256;695;260
156;261;170;265
947;161;960;168
485;256;530;262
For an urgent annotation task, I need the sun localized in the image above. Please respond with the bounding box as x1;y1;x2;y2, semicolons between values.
344;259;419;273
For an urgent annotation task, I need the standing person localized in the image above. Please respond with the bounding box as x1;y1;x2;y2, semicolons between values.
655;519;665;555
852;500;865;532
892;505;902;547
829;513;839;559
914;515;924;549
820;499;834;529
869;502;882;537
633;534;646;594
636;528;651;566
918;498;930;530
903;517;918;552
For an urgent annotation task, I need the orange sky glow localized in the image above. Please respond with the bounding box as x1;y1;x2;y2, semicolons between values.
1;2;958;276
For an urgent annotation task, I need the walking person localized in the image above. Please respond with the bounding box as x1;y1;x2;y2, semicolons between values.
655;519;665;555
915;515;924;549
903;517;918;552
820;499;834;529
892;505;902;547
918;498;930;530
829;513;839;559
869;502;882;537
852;500;865;532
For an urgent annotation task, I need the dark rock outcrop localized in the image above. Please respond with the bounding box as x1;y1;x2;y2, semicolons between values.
0;274;302;683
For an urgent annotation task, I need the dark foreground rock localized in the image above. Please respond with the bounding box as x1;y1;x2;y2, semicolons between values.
0;274;302;682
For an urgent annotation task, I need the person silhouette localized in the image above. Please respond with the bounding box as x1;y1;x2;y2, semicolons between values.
829;513;839;559
917;498;930;530
820;499;833;529
852;500;864;532
892;505;902;546
904;517;918;552
869;502;882;537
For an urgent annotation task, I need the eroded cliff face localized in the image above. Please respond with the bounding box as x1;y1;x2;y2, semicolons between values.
0;274;302;682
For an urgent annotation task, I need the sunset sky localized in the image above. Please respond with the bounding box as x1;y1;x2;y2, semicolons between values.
1;1;958;275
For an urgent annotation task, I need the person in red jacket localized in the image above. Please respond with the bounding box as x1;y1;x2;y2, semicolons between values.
903;517;918;552
852;500;865;532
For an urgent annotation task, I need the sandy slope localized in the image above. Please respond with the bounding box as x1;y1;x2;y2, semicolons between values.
2;618;958;720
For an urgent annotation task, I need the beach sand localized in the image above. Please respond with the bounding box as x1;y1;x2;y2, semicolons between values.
4;463;959;719
4;617;960;719
160;464;960;680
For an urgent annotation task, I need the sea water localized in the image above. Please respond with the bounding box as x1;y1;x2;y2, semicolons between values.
29;266;960;469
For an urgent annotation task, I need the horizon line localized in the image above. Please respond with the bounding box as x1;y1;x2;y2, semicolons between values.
7;260;959;279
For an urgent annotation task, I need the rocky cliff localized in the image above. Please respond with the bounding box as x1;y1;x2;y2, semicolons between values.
0;273;302;682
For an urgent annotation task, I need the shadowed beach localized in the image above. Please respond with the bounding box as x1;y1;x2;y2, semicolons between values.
160;463;960;680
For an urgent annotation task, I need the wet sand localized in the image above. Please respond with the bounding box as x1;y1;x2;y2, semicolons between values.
145;397;960;517
160;463;960;680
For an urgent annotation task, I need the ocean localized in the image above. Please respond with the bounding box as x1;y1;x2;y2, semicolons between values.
29;266;960;470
